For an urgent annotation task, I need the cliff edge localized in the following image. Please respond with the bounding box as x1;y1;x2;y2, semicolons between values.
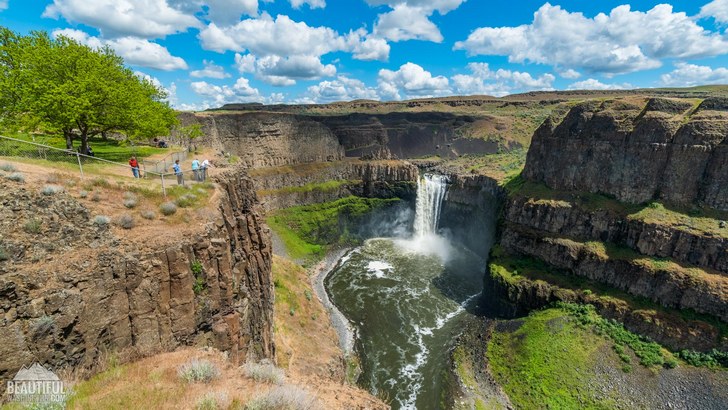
0;166;274;384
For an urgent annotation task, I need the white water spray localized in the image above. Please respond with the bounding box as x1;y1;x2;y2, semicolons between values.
413;174;449;237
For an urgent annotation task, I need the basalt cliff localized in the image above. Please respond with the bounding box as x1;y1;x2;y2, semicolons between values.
0;168;274;383
487;97;728;353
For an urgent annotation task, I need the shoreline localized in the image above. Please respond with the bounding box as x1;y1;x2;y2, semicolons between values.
310;247;357;355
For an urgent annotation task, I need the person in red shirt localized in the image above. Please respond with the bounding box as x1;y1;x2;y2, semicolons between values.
129;156;140;178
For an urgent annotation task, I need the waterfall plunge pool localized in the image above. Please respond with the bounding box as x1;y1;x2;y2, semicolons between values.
325;174;486;409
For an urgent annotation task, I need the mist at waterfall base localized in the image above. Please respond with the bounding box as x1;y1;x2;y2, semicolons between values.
325;175;485;409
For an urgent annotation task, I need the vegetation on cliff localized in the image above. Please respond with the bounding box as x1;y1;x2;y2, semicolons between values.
266;196;400;261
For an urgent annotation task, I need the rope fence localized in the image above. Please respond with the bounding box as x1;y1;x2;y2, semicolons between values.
0;135;209;197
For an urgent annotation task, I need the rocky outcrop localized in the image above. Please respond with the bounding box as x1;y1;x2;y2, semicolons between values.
523;97;728;211
0;170;273;383
484;96;728;357
483;261;728;353
181;112;344;167
315;112;499;159
439;174;504;256
500;229;728;322
504;196;728;274
252;160;418;211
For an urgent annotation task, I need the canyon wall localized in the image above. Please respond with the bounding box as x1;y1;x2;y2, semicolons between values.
487;97;728;352
251;160;419;211
180;112;345;167
439;174;504;257
181;111;502;167
313;112;499;159
523;97;728;211
0;169;274;383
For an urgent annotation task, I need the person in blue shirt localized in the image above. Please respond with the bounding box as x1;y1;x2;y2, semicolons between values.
191;158;200;181
172;159;183;185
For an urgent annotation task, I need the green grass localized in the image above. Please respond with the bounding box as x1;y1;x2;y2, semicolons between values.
4;132;169;162
266;196;400;261
444;148;527;184
487;308;614;409
558;303;677;368
272;262;301;315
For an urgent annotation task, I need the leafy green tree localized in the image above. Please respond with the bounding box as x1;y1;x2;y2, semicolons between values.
0;27;177;153
175;123;204;152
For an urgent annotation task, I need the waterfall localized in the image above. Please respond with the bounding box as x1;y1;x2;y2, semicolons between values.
413;174;448;237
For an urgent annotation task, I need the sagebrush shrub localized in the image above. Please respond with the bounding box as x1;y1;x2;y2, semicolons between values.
178;359;220;383
245;385;320;410
94;215;111;226
41;185;64;195
6;172;25;182
141;210;156;220
118;214;135;229
160;201;178;216
241;360;284;385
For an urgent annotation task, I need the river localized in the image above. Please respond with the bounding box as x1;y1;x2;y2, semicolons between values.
325;174;485;409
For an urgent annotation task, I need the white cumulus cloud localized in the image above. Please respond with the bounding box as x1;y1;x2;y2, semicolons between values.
190;60;231;79
660;63;728;87
559;69;581;79
374;5;443;42
289;0;326;9
200;14;387;85
699;0;728;24
451;62;555;97
169;0;259;26
366;0;466;14
0;1;8;11
44;0;200;38
303;76;379;103
190;77;262;105
53;28;188;70
368;0;466;43
378;62;450;100
567;78;632;90
454;3;728;75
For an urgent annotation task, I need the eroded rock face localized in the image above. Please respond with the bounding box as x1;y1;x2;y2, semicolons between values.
315;112;499;159
523;98;728;210
183;112;345;167
0;170;273;383
504;197;728;274
253;160;419;211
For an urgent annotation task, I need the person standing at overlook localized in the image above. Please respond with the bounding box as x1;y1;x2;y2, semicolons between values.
191;158;201;181
172;159;184;186
128;156;140;178
200;159;210;181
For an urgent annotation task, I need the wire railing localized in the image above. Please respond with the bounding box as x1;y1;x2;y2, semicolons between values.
0;135;209;197
141;149;188;174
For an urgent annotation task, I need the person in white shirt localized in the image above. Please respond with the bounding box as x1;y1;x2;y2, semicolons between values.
200;159;211;181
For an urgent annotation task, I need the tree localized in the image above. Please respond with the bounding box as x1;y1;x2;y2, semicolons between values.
0;27;177;153
176;123;204;152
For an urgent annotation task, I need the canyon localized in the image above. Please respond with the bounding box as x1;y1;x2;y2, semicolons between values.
2;88;727;408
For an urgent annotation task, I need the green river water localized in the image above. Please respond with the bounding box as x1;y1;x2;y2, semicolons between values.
325;175;486;409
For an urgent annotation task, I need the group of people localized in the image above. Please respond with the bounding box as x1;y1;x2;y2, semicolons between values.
172;158;210;185
128;156;210;184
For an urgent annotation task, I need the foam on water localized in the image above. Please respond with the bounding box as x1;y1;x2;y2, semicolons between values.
366;260;394;278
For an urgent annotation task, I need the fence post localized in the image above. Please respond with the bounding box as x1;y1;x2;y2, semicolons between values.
161;173;167;198
76;152;84;178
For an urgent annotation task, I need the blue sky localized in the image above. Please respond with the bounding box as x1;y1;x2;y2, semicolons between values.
1;0;727;109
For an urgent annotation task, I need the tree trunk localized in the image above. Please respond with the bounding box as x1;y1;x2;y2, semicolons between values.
80;129;89;156
63;129;73;150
